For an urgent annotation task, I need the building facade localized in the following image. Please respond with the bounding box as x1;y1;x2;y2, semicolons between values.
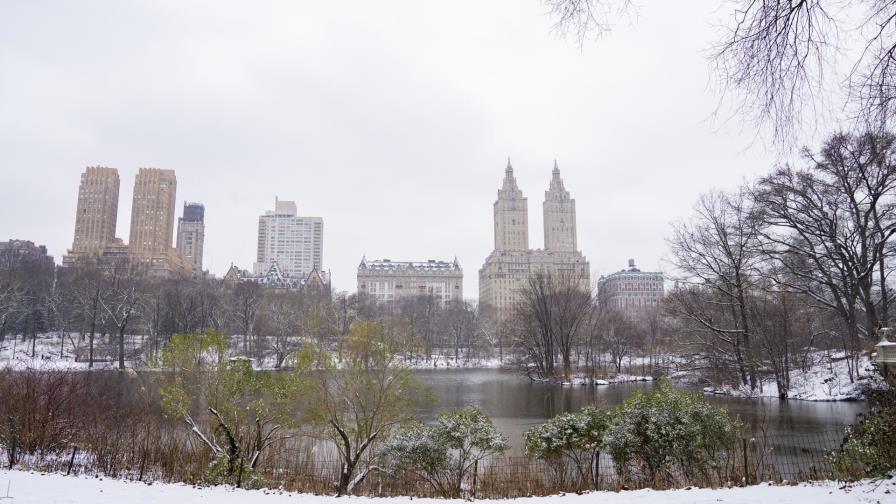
597;259;664;314
357;258;463;308
479;160;590;320
129;168;177;260
63;166;120;266
0;239;55;274
225;260;329;293
127;168;187;276
254;198;323;279
176;202;205;275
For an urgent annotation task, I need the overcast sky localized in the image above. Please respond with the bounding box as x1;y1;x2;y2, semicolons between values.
0;1;791;298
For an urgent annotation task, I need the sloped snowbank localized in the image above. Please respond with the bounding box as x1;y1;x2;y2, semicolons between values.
702;354;888;401
0;469;892;504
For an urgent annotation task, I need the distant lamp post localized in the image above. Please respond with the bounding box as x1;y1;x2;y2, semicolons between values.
874;327;896;386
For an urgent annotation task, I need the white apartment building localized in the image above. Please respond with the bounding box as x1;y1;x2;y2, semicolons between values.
254;198;323;279
357;258;463;308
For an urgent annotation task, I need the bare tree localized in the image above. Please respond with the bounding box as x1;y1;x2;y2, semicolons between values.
66;260;107;368
439;300;477;363
101;269;142;371
0;278;23;347
228;282;263;357
753;132;896;379
514;270;593;380
602;308;637;373
547;1;896;146
710;0;838;147
668;188;761;390
263;290;301;368
544;0;636;46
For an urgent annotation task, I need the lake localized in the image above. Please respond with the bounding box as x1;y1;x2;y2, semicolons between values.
413;368;868;452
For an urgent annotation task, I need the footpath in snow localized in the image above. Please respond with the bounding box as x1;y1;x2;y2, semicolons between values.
1;470;893;504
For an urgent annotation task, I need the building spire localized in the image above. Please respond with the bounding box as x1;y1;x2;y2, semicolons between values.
553;158;559;174
500;157;521;194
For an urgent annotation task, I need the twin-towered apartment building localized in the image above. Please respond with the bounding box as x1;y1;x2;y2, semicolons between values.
63;166;204;276
478;160;591;319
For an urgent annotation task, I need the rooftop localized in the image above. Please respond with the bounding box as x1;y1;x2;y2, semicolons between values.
359;257;461;272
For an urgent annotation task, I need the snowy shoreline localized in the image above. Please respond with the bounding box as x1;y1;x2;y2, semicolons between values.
1;469;893;504
698;355;888;402
3;337;889;403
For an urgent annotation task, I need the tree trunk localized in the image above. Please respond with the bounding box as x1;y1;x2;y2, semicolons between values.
118;326;125;370
88;323;95;369
880;254;890;328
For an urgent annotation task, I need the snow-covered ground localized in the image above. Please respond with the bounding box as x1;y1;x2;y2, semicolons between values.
401;354;505;369
1;470;892;504
0;334;509;372
0;334;113;371
701;354;888;401
559;374;655;386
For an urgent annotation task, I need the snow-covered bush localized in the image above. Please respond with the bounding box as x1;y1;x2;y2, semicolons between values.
383;406;509;498
602;380;741;484
830;389;896;479
523;405;611;488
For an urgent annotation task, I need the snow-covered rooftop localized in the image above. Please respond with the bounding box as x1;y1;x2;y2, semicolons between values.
359;257;460;272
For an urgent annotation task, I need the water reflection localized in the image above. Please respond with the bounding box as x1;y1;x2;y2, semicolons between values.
414;368;868;452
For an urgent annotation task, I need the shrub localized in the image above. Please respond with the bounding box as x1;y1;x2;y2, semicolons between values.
384;406;509;498
0;368;85;467
158;330;294;487
830;389;896;479
292;321;430;495
523;405;611;488
602;380;741;485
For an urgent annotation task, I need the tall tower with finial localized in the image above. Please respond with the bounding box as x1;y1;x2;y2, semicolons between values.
480;157;590;320
543;159;577;252
493;158;529;251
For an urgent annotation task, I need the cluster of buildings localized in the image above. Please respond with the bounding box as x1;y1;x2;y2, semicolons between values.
224;198;328;291
39;160;663;313
61;166;204;277
353;159;664;319
58;166;329;290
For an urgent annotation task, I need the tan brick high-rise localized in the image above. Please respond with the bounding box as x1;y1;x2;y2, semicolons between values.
63;166;120;265
129;168;177;260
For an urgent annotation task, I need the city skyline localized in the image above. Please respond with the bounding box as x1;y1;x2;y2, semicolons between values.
20;161;680;297
0;1;785;299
